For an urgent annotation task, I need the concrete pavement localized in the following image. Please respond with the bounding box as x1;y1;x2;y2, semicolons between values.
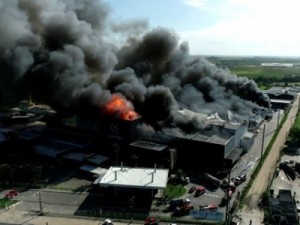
235;208;264;225
0;208;141;225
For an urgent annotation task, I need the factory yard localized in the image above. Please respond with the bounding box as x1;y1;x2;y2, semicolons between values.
0;107;281;223
0;108;284;224
0;87;298;225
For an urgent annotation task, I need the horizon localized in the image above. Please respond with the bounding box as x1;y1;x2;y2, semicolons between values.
105;0;300;57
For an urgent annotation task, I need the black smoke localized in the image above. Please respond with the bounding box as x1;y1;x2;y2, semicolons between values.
0;0;269;134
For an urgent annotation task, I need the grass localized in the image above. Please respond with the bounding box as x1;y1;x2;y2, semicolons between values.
163;184;186;200
287;107;300;142
292;111;300;130
0;198;18;209
230;66;300;79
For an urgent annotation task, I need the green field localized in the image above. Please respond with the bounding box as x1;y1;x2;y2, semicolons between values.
287;106;300;142
230;66;300;79
0;198;18;209
163;184;186;200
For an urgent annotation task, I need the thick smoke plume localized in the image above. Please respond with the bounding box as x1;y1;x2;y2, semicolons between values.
0;0;269;134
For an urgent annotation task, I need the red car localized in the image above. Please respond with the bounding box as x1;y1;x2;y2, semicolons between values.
144;217;159;225
194;186;206;197
201;203;218;211
4;189;18;198
207;204;218;210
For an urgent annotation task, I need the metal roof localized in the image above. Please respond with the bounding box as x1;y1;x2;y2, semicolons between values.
191;131;233;145
85;154;109;165
224;122;241;130
80;164;108;176
97;166;169;189
62;152;85;162
270;99;292;104
130;141;168;151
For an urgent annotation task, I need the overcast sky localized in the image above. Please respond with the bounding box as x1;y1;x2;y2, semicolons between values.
105;0;300;57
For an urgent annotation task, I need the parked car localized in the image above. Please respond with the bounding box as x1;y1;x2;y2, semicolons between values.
168;198;190;210
235;173;246;184
4;189;18;198
103;219;113;225
173;204;194;216
201;203;218;211
144;217;159;225
194;186;206;197
188;186;196;193
238;173;246;181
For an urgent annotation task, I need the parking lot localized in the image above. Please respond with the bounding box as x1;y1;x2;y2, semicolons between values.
149;172;248;220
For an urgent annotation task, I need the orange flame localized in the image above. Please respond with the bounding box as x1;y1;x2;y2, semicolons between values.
103;94;139;120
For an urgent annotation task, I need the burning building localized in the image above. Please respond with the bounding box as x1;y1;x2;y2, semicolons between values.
0;0;270;170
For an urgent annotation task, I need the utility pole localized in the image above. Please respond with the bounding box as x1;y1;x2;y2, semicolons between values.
38;191;43;215
225;168;231;225
277;110;280;128
261;124;266;160
129;196;135;223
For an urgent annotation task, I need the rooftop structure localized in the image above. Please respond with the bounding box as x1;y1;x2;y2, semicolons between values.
176;109;226;126
62;152;86;162
191;131;233;146
97;166;169;189
264;87;297;101
270;99;292;104
129;141;168;152
79;164;108;179
85;153;109;165
34;139;73;158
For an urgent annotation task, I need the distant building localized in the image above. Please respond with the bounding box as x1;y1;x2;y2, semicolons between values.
261;63;294;68
264;87;297;110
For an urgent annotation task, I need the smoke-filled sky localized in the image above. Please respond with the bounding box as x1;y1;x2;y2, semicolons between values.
0;0;270;134
107;0;300;57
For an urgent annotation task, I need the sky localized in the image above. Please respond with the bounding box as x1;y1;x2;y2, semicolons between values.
105;0;300;57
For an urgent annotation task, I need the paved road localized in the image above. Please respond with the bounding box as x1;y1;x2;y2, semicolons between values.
0;208;140;225
245;95;299;210
251;110;283;160
235;94;300;225
12;189;89;215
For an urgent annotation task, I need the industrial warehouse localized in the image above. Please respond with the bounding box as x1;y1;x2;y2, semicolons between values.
0;100;263;221
0;87;297;177
0;100;262;173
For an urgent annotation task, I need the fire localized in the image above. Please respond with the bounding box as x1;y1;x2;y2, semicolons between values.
103;94;139;120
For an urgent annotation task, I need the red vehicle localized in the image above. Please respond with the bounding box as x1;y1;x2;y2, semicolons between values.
201;204;218;211
194;186;206;197
4;189;18;198
144;217;159;225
